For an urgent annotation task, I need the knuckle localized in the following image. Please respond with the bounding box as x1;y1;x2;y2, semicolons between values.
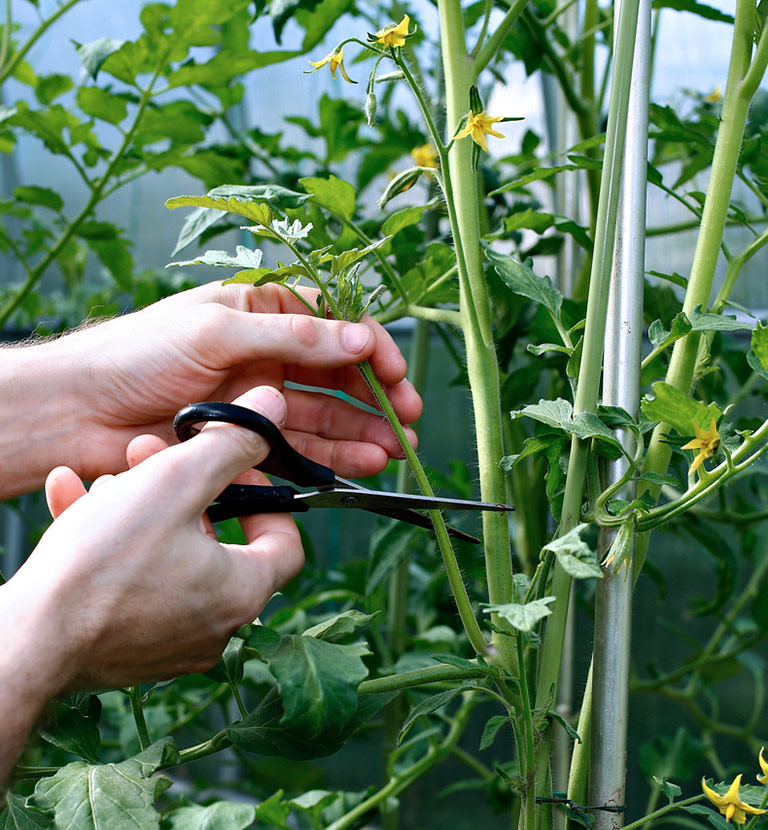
288;314;321;349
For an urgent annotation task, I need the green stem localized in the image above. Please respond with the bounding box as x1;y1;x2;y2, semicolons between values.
0;71;160;326
637;0;763;565
375;304;462;326
621;795;705;830
473;0;530;76
437;0;514;664
128;686;151;751
231;684;248;718
0;0;11;76
518;634;536;830
173;729;232;765
0;0;82;84
326;694;478;830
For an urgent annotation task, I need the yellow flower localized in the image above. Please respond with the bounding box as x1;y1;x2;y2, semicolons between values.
758;747;768;785
371;15;411;48
454;110;505;153
410;144;438;168
705;86;722;103
306;48;356;84
702;775;767;824
681;419;720;474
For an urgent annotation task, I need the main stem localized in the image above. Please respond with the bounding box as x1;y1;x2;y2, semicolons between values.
437;0;514;664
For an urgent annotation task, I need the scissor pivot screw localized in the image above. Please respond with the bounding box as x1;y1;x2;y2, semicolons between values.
341;495;359;505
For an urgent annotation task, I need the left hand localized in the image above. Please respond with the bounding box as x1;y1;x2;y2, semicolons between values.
8;281;422;495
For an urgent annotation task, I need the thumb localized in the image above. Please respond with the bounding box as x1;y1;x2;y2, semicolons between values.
173;386;287;515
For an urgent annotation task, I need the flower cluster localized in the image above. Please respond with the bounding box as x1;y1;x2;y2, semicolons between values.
701;749;768;825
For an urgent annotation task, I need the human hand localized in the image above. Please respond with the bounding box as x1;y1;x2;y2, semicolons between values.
61;281;421;484
2;386;302;690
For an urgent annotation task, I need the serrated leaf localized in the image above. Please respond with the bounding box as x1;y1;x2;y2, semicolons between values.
748;349;768;380
397;687;469;744
165;195;272;227
163;802;257;830
542;524;602;579
77;86;128;125
751;321;768;372
510;399;622;451
270;217;312;240
41;704;100;763
653;776;682;802
648;311;691;350
227;686;394;760
168;245;264;270
267;635;370;740
13;185;62;211
382;205;428;237
681;804;732;830
300;175;355;221
548;709;582;742
486;249;563;319
30;739;178;830
483;597;556;631
479;715;509;750
641;382;722;435
316;237;389;276
0;795;50;830
688;304;753;332
76;37;126;80
302;610;379;640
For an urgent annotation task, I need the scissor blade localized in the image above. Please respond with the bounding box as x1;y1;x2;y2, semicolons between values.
365;507;482;544
297;487;514;514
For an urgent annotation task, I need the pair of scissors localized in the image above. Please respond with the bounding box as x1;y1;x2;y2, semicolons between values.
173;401;514;545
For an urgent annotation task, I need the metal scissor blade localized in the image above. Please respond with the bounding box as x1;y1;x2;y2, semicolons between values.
296;486;514;514
364;506;482;544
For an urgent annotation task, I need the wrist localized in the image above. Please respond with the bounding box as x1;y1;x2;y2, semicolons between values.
0;576;70;780
0;339;84;497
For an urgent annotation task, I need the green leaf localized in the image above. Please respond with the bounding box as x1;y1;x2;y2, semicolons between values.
681;804;732;830
397;687;469;744
648;311;692;350
542;524;602;579
13;185;62;211
0;795;50;830
76;38;126;80
77;87;128;125
35;73;73;105
548;709;582;743
312;238;388;277
382;204;429;237
653;777;682;802
300;175;356;221
651;0;733;23
252;791;291;828
510;399;622;452
163;802;256;830
168;246;263;270
267;635;370;740
271;0;323;43
486;249;563;319
751;321;768;373
40;704;101;763
483;597;556;632
366;520;418;595
303;610;379;640
641;381;722;435
166;194;272;226
227;686;394;760
688;304;753;332
479;715;509;750
205;624;251;686
30;739;178;830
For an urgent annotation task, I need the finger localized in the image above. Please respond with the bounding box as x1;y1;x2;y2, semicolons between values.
216;310;378;369
89;474;116;493
45;466;88;519
169;385;287;514
282;429;401;477
284;366;422;424
282;388;416;454
225;519;304;610
126;434;170;468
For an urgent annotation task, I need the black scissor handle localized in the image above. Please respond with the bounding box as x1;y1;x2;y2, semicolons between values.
173;401;336;487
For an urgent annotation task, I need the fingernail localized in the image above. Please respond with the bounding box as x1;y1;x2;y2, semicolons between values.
342;323;372;354
239;386;287;427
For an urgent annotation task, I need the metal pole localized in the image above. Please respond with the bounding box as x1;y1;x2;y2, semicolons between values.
588;0;651;823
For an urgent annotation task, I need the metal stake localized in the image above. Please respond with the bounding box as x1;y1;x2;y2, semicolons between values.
588;0;651;824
